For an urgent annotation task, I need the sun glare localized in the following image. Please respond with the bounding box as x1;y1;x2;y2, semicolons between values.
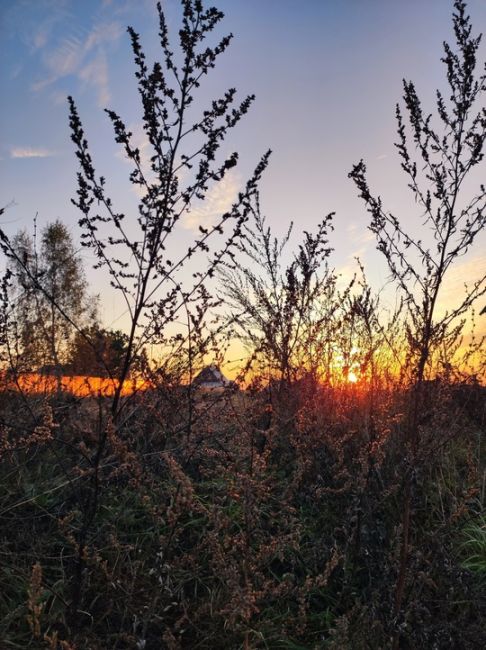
347;371;358;383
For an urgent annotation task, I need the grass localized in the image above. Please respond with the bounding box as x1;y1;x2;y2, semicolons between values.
0;386;485;648
461;516;486;574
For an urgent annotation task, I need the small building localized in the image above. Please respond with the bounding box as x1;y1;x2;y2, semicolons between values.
192;364;236;392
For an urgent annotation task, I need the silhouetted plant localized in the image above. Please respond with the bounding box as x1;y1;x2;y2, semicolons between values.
68;3;269;414
66;0;269;620
349;0;486;642
220;193;339;386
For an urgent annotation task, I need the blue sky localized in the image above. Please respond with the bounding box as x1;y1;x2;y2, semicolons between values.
1;0;485;333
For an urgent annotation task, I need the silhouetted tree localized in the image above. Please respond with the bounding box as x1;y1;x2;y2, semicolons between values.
68;325;147;377
8;220;94;372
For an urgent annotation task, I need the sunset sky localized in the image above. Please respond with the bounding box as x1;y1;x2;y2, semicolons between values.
1;0;485;340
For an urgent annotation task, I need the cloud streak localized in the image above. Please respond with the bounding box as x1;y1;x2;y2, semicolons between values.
10;147;56;159
182;172;241;232
78;53;110;107
32;20;123;107
436;255;486;317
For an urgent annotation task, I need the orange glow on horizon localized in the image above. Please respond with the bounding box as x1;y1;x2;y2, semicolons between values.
2;373;152;397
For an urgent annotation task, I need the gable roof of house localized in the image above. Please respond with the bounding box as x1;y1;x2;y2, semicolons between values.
193;364;232;387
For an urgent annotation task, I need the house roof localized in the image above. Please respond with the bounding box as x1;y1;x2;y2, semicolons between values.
193;364;231;386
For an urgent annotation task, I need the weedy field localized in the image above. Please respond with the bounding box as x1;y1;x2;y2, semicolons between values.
1;0;486;647
0;378;485;649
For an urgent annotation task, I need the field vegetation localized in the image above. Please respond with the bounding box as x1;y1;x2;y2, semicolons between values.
0;1;485;648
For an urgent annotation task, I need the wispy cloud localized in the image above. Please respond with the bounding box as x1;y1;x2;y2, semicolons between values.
10;63;23;80
85;21;123;50
32;24;50;50
10;147;56;159
106;0;158;18
2;0;70;53
32;34;84;90
116;122;151;167
182;172;241;232
32;20;123;107
345;222;375;250
335;261;357;288
335;226;376;290
436;255;486;317
50;89;69;105
78;52;110;107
